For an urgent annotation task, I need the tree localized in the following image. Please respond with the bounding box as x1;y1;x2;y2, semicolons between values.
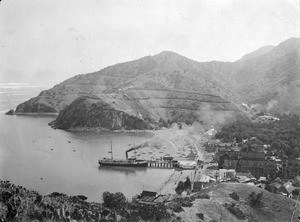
175;177;192;194
102;192;127;210
175;181;185;194
184;176;191;190
248;191;264;208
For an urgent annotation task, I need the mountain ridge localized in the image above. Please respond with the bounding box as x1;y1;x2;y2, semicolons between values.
15;37;300;130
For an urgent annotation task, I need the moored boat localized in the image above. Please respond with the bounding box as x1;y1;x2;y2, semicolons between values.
98;158;148;167
98;139;148;168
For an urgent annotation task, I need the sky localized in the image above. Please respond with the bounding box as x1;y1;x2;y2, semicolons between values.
1;0;300;84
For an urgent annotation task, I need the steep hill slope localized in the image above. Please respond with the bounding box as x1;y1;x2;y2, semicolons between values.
15;38;300;130
233;38;300;114
16;51;246;130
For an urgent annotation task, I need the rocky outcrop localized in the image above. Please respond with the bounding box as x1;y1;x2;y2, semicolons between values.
15;98;57;113
5;109;15;115
52;97;155;130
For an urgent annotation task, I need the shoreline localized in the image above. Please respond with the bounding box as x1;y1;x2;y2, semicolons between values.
0;179;177;221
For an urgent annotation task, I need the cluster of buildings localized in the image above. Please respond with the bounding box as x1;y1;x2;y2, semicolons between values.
215;142;300;179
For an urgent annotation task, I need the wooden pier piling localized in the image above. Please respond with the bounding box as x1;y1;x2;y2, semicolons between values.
148;161;173;169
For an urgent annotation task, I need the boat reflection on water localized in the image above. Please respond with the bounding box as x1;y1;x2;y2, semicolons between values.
98;165;147;174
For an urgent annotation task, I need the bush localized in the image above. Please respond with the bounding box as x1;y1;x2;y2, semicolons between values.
175;177;192;194
129;203;171;221
194;193;210;199
184;176;192;189
175;181;185;194
167;202;184;213
248;191;264;208
229;192;240;201
224;203;246;220
102;192;127;210
196;213;204;220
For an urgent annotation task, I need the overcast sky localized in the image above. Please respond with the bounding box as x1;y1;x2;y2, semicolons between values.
1;0;300;83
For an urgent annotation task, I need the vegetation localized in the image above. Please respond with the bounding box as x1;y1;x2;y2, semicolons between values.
215;114;300;158
175;176;192;194
102;192;127;210
248;191;264;208
127;203;171;221
224;202;246;220
196;212;204;220
0;180;173;222
229;192;240;201
193;193;210;199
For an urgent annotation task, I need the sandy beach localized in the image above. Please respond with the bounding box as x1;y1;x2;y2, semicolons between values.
126;124;212;163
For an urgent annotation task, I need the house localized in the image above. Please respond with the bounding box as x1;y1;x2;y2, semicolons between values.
178;160;197;169
193;175;215;191
266;182;288;196
219;169;236;180
258;177;267;183
134;190;158;203
236;172;256;183
283;182;296;198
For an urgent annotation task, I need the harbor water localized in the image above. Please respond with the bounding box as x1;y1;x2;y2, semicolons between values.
0;83;173;202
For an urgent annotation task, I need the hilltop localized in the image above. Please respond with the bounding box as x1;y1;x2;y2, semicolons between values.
179;182;300;222
14;38;300;130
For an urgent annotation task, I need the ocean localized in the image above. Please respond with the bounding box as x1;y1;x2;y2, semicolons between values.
0;83;173;202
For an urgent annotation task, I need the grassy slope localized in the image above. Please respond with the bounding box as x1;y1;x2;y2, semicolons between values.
179;183;300;222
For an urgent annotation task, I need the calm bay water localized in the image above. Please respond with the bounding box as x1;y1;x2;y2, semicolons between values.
0;83;173;202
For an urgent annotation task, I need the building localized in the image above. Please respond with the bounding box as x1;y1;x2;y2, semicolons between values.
235;172;255;183
266;182;289;196
178;160;197;169
219;169;236;180
133;190;158;203
219;150;276;178
283;182;296;198
193;175;215;191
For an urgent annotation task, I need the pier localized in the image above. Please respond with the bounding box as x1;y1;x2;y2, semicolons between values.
147;160;174;169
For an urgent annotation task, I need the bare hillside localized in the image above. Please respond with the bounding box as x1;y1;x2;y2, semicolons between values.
14;38;300;130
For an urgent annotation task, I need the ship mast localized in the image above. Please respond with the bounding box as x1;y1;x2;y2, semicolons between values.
110;139;113;160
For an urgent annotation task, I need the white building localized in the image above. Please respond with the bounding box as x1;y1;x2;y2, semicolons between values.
219;169;236;180
178;160;197;169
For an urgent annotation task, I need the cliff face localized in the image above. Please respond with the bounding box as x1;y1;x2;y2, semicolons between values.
52;97;153;130
15;38;300;130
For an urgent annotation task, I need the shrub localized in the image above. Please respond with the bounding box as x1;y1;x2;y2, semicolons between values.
167;202;184;213
175;181;185;194
248;191;264;208
102;192;127;210
229;192;240;201
196;213;204;220
194;193;210;199
175;177;192;194
129;203;171;221
184;176;192;190
224;203;246;220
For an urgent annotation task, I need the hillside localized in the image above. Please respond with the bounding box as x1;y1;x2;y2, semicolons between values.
233;38;300;114
14;38;300;130
16;51;246;130
1;180;299;222
179;183;300;222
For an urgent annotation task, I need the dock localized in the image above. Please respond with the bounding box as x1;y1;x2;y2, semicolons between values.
147;160;174;169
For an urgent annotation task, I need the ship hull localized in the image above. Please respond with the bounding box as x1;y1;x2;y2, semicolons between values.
98;160;148;167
